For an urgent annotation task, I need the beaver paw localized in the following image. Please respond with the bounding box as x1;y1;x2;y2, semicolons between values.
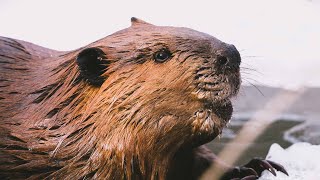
220;158;288;180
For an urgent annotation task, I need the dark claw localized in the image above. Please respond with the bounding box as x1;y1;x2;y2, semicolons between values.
221;158;288;180
244;158;278;176
245;167;258;177
221;166;258;180
267;160;289;176
259;159;277;176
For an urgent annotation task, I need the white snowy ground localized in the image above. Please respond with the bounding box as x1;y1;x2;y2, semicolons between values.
259;143;320;180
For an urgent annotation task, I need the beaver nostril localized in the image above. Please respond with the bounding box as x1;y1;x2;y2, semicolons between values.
214;44;241;69
216;55;228;66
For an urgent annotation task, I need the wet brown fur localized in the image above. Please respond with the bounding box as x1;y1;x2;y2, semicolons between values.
0;18;241;179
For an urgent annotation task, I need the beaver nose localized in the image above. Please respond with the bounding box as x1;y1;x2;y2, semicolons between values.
215;44;241;69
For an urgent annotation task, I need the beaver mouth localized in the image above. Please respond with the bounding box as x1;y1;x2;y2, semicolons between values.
192;99;233;129
190;70;240;144
191;100;233;146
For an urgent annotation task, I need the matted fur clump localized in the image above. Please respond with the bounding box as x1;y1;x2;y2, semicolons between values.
0;18;286;180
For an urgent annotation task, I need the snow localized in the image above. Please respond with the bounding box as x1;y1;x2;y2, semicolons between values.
259;143;320;180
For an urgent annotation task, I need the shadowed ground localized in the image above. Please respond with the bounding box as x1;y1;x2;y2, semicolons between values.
207;119;302;165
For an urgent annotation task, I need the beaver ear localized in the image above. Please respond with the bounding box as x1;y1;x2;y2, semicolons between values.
131;17;153;26
76;47;108;86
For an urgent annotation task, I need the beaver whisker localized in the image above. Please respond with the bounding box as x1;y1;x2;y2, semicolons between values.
242;78;265;97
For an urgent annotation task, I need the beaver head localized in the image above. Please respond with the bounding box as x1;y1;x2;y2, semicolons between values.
1;18;241;179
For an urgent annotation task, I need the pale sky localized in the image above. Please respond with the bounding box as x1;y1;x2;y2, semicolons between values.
1;0;320;89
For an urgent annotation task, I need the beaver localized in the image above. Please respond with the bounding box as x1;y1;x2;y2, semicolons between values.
0;18;287;180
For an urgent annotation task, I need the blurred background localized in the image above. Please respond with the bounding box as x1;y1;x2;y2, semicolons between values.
1;0;319;168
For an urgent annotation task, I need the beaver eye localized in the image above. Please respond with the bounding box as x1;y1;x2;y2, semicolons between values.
154;49;171;63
